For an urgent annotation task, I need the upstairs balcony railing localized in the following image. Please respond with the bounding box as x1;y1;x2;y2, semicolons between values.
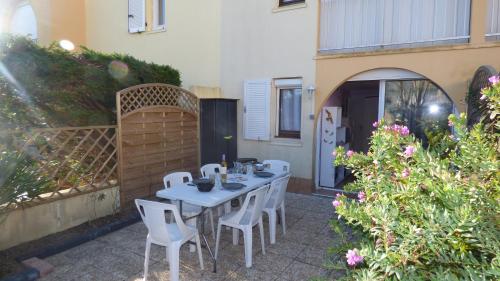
319;0;471;54
487;0;500;40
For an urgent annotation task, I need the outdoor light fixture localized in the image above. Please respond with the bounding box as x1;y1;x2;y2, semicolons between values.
307;85;316;98
307;85;316;119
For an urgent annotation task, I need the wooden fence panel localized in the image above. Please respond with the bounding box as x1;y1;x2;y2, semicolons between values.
117;84;199;205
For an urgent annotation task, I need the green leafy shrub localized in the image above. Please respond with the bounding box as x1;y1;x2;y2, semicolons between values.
329;77;500;280
0;148;53;206
0;35;181;128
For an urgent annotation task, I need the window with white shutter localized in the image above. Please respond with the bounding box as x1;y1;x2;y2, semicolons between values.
128;0;146;33
153;0;166;31
244;80;271;141
487;0;500;40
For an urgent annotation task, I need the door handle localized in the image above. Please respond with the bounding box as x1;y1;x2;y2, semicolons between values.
224;135;233;140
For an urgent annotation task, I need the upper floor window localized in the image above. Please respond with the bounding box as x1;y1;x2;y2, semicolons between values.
486;0;500;40
128;0;166;33
319;0;471;54
152;0;166;31
279;0;305;7
275;79;302;139
9;2;37;40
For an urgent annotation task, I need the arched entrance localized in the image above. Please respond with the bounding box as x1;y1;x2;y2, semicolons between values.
8;1;38;40
315;68;455;190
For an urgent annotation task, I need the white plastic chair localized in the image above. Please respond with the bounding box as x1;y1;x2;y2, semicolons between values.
200;163;233;217
163;172;215;240
200;163;222;177
215;185;269;268
135;199;204;281
262;160;290;173
263;175;290;244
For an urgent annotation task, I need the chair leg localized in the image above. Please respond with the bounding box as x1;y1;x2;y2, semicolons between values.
269;211;277;244
280;204;286;235
168;245;180;281
195;234;204;270
187;217;197;252
215;221;222;259
232;228;239;245
259;217;266;255
224;202;231;230
243;228;253;268
224;202;231;214
209;210;216;241
143;238;151;281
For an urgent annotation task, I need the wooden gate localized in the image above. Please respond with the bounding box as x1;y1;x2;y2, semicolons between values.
116;84;199;205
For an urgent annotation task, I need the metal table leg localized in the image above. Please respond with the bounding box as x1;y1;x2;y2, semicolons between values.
199;207;217;273
182;204;217;273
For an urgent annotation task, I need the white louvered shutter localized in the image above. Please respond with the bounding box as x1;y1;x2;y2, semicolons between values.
128;0;146;33
244;80;271;141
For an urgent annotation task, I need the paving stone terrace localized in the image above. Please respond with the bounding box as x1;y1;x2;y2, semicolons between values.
41;193;347;281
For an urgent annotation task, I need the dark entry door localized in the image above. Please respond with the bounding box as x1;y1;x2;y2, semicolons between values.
357;96;379;152
200;99;237;167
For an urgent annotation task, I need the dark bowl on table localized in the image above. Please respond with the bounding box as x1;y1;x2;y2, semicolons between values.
255;163;265;171
193;179;214;192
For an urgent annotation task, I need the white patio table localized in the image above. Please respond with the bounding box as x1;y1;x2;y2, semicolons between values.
156;168;289;272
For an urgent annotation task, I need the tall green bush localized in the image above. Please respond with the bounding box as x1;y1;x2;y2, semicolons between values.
0;35;181;129
329;76;500;280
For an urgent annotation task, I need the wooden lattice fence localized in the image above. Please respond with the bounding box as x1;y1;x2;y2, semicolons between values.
117;84;199;205
0;126;118;211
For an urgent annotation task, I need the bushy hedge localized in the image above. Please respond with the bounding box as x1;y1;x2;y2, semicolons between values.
0;35;181;128
329;77;500;280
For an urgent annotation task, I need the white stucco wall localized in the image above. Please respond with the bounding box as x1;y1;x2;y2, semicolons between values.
85;0;221;90
220;0;317;180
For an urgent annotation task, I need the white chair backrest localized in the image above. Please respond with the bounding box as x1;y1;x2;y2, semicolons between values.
135;199;190;243
200;163;222;178
233;185;269;225
263;160;290;173
163;172;193;188
266;175;290;209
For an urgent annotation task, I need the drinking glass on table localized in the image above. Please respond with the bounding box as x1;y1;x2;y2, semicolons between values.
246;164;253;176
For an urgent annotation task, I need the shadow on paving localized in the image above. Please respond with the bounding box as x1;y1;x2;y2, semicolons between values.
37;193;348;281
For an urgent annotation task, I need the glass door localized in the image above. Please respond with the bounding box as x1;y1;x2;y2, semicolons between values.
378;79;455;144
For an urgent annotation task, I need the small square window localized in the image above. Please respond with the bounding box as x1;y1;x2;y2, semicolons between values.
279;0;305;7
277;87;302;139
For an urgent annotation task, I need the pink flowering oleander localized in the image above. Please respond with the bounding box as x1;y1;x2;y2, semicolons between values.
346;150;354;157
404;145;416;158
400;126;410;136
372;121;379;128
489;75;500;85
402;168;410;178
390;124;410;136
332;200;341;208
346;249;364;266
358;191;366;202
332;150;337;157
448;119;454;127
336;193;341;198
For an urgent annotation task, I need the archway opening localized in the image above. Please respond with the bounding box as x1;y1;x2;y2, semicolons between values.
9;2;38;40
315;68;455;191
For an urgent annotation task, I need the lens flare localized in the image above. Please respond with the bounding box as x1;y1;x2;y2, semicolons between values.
429;104;440;114
59;39;75;51
108;60;129;80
